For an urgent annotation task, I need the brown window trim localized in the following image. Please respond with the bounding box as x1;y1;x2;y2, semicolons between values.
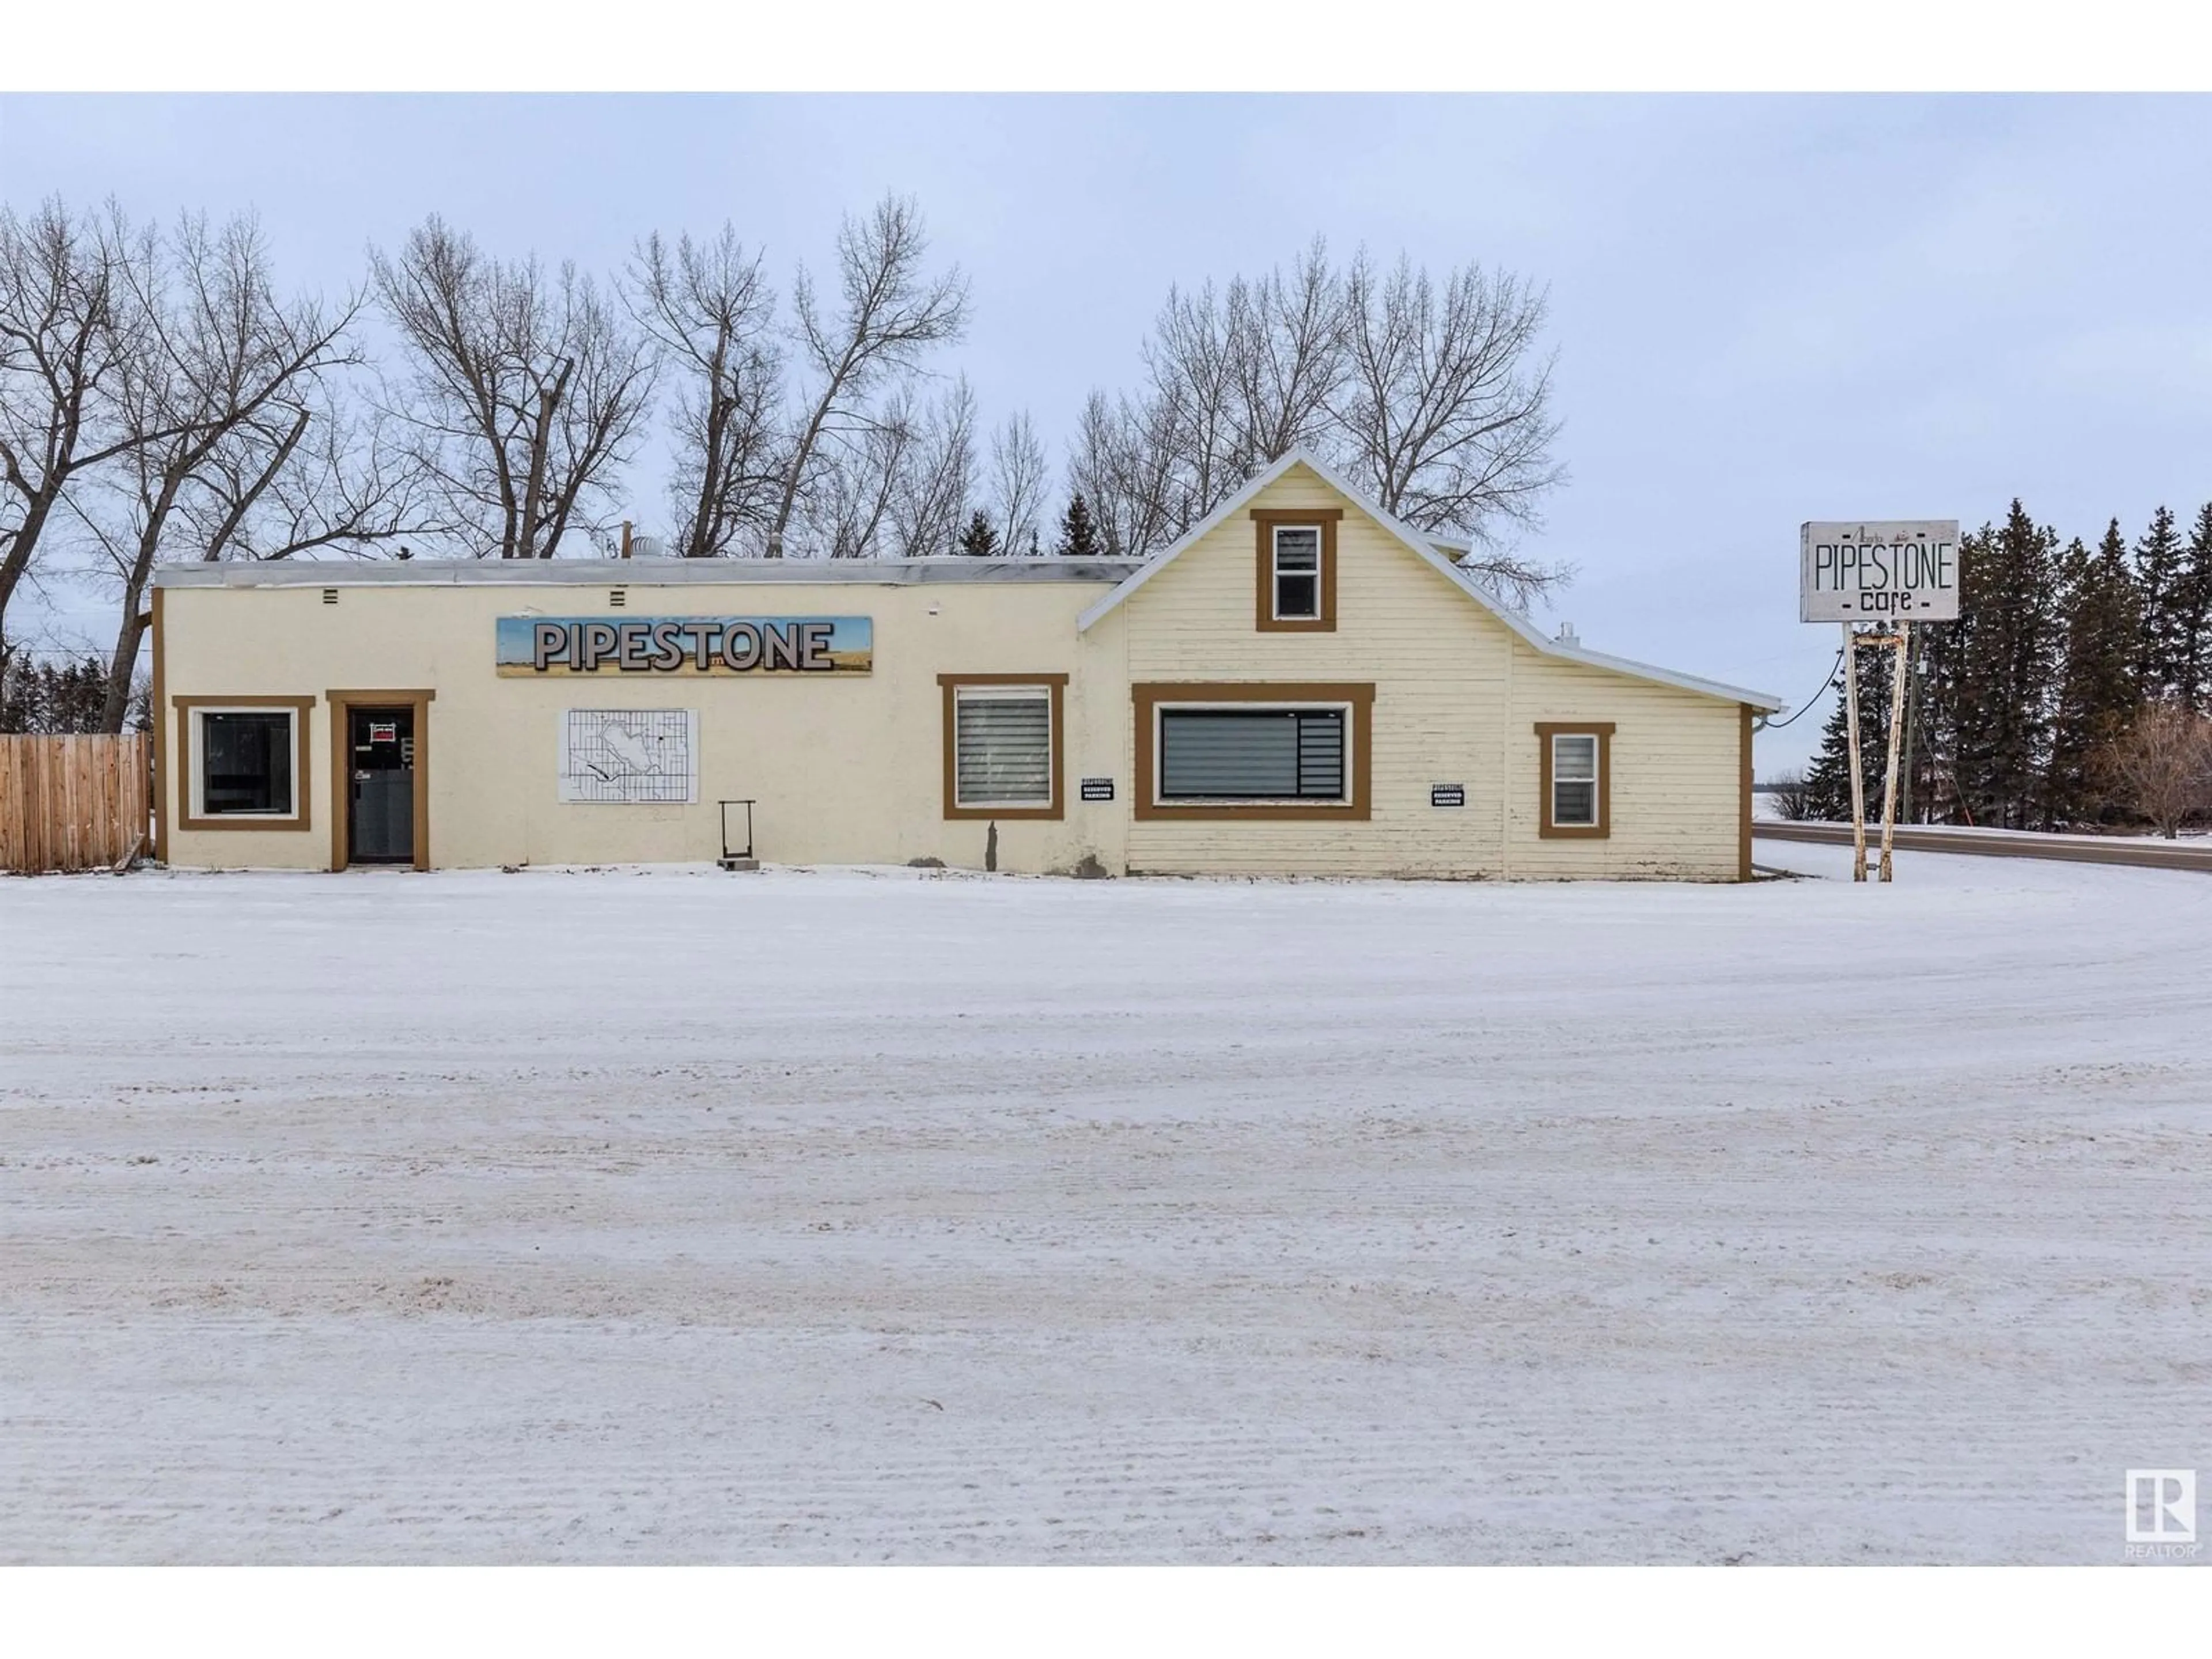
1536;721;1613;839
327;689;435;872
172;695;317;833
1133;681;1374;821
1252;508;1341;632
938;673;1068;821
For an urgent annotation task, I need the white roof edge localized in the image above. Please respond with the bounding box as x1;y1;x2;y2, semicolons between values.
1074;451;1313;630
155;555;1146;590
1539;642;1787;713
1077;446;1785;711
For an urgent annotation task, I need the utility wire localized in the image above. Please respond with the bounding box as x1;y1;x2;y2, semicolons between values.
1755;645;1846;731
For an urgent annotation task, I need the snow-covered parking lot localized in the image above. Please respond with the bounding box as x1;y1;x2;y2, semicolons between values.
2;843;2206;1563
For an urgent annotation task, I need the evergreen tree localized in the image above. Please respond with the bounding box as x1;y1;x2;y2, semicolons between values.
2134;505;2187;698
1055;492;1103;557
956;509;1000;558
1944;502;2061;830
0;654;110;734
2044;523;2142;826
1803;641;1893;823
2172;503;2212;714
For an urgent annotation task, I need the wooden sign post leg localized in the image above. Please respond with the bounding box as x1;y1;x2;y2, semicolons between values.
1843;623;1867;882
1877;620;1910;883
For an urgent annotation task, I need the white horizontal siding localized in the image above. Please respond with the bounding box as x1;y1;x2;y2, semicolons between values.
1505;643;1742;880
1119;464;1744;881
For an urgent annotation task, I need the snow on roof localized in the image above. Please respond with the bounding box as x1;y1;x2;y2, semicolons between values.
1075;448;1787;714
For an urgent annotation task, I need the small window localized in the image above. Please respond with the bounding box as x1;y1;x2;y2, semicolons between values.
1158;707;1346;802
1551;733;1599;827
1272;527;1321;620
1253;512;1339;631
954;685;1053;809
198;709;296;816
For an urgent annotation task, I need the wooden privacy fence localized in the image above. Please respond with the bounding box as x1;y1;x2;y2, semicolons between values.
0;734;151;874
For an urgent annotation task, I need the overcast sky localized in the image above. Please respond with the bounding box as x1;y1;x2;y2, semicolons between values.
5;93;2210;770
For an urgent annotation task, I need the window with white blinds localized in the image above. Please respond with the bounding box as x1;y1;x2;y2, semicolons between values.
1158;707;1347;801
1272;526;1321;619
1551;733;1600;827
953;686;1053;808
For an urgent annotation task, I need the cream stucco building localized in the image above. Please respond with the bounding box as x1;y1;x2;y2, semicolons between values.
150;451;1783;880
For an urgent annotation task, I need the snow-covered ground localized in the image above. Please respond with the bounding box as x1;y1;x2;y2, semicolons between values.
2;845;2206;1564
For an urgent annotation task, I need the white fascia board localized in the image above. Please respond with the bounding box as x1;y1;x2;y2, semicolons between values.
155;555;1146;590
1077;446;1785;712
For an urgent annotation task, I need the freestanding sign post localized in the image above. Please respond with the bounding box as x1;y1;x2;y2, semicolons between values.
1800;521;1960;882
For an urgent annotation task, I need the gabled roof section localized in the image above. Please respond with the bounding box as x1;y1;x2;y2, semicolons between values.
1075;447;1785;713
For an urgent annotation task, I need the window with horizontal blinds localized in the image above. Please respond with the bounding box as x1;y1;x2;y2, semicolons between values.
954;688;1052;806
1158;707;1347;801
1272;525;1321;619
1551;733;1599;827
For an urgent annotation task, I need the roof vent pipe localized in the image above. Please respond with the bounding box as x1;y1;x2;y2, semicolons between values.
1555;621;1578;645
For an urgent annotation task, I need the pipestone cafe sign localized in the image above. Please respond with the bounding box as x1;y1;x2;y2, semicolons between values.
1799;521;1961;623
495;615;873;676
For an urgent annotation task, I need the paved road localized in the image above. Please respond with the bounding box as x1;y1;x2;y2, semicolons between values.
1756;820;2212;872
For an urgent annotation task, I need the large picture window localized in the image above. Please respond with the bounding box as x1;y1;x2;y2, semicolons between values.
1536;722;1614;839
940;674;1066;820
1158;707;1345;801
174;697;314;831
201;711;294;814
1132;683;1373;821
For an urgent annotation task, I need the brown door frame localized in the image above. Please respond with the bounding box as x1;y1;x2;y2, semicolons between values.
327;689;434;871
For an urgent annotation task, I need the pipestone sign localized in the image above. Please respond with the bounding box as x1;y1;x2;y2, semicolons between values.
1800;521;1961;622
496;615;872;676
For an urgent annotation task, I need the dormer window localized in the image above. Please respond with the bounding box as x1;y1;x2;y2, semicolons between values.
1252;507;1340;632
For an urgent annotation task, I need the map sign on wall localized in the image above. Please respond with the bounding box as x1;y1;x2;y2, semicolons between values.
558;709;699;804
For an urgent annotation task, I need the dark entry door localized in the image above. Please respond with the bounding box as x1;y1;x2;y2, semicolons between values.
348;707;415;864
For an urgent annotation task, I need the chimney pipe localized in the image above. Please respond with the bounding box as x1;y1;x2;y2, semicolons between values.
620;521;632;560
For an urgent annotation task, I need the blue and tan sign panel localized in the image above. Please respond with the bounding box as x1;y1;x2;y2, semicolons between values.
497;615;873;676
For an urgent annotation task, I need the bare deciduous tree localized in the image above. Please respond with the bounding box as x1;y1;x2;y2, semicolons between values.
2100;699;2212;838
1068;387;1181;560
1144;278;1245;529
631;225;781;559
76;212;365;729
186;393;440;563
374;217;656;559
1766;772;1813;822
1230;237;1346;465
888;377;975;559
813;386;915;561
0;199;168;660
771;194;967;556
1071;240;1567;602
1335;252;1563;584
988;408;1048;556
